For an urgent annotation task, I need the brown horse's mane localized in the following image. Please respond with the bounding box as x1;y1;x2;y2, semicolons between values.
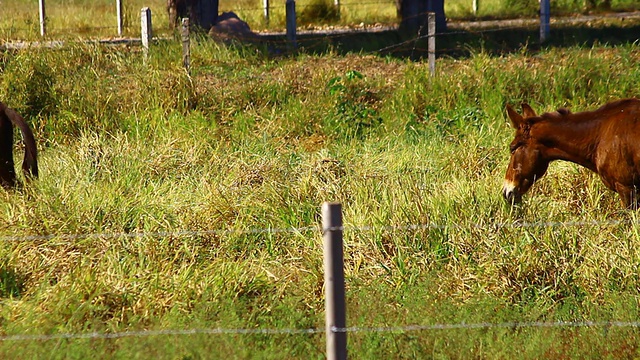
536;98;640;124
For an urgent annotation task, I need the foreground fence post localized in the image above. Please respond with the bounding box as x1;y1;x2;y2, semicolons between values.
116;0;123;36
141;7;152;58
427;12;436;76
286;0;297;49
181;18;191;73
322;202;347;360
39;0;46;37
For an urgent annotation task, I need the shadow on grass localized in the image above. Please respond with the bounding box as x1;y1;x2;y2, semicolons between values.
0;266;25;298
260;20;640;59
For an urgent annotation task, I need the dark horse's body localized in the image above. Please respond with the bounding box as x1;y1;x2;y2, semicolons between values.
0;102;38;188
503;98;640;208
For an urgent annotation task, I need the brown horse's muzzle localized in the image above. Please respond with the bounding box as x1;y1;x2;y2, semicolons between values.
502;184;522;205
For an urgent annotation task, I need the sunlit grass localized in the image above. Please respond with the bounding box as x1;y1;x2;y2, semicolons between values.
3;0;640;40
1;38;640;358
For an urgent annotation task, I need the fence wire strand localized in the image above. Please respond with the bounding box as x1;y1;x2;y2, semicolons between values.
0;216;631;242
2;320;640;342
3;7;640;348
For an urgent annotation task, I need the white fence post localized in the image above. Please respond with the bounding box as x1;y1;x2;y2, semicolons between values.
540;0;550;42
263;0;270;24
428;12;436;76
116;0;123;36
141;7;152;59
322;202;347;360
39;0;46;37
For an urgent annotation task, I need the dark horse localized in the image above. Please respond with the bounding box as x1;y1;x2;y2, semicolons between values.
0;102;38;188
503;98;640;209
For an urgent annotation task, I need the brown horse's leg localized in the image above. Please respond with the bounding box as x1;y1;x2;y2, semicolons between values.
614;184;638;209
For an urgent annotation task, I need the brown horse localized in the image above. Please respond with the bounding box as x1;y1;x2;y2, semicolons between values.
503;98;640;209
0;102;38;188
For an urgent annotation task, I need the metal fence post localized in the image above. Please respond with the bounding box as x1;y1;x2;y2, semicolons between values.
322;202;347;360
286;0;297;49
540;0;550;43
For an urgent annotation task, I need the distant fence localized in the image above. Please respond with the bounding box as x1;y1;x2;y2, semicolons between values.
8;1;640;67
1;201;640;358
4;8;640;85
30;0;548;42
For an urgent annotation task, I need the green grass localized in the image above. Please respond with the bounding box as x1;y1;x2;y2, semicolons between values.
2;25;640;359
2;0;640;40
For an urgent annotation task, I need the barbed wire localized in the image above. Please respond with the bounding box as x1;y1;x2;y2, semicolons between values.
333;320;640;333
0;225;320;242
0;216;630;243
2;319;639;342
0;327;323;342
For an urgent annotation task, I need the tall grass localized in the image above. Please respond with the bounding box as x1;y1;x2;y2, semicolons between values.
1;38;640;358
2;0;640;41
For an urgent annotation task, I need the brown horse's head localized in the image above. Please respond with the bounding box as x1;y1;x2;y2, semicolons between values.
502;103;550;205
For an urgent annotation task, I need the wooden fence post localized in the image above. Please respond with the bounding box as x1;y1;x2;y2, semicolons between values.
39;0;46;37
141;8;152;59
181;18;191;73
116;0;123;36
322;202;347;360
540;0;550;43
286;0;297;49
428;12;436;76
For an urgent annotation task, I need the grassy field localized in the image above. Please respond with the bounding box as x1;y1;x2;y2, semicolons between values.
0;29;640;358
2;0;640;358
2;0;640;40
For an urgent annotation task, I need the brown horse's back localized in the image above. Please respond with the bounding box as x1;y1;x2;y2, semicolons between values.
504;98;640;208
591;99;640;196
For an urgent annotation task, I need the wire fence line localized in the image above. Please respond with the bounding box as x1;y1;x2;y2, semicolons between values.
3;9;637;54
0;327;323;342
0;225;320;243
0;204;637;346
0;216;631;243
2;320;640;342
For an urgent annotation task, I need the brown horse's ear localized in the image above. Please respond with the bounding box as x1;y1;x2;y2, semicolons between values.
506;104;523;128
521;103;537;118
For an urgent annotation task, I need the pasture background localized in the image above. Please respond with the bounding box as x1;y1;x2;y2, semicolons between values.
2;0;640;39
2;1;640;359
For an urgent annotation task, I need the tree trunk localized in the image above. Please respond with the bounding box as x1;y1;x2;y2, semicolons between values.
397;0;446;34
167;0;219;31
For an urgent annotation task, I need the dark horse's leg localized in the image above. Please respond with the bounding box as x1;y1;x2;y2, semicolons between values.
0;103;38;189
0;106;16;187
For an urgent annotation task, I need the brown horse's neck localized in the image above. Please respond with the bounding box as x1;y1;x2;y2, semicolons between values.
534;113;604;172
